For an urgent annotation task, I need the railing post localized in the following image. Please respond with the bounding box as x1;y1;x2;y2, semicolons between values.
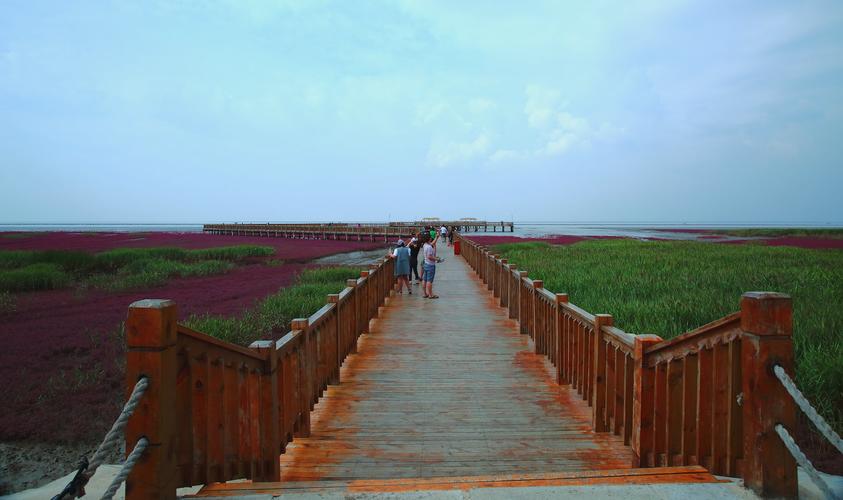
248;340;280;481
328;293;341;384
291;318;312;438
125;299;179;500
555;293;569;385
346;279;359;353
592;314;612;432
739;292;796;498
508;266;518;319
631;334;663;467
499;259;508;307
532;280;544;348
518;271;528;333
360;271;370;332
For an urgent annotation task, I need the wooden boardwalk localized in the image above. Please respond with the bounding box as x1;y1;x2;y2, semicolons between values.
128;233;798;498
277;242;633;482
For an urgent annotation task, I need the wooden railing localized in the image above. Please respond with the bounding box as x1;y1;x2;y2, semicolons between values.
124;257;395;499
457;234;797;498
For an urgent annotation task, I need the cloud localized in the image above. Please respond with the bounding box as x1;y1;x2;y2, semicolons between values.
485;85;607;163
525;85;562;129
489;149;522;163
468;97;495;114
427;134;490;167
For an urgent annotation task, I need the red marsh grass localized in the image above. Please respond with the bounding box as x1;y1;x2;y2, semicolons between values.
0;234;385;446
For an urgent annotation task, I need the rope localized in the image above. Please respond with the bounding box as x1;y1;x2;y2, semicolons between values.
775;424;838;500
87;376;149;474
53;376;149;499
100;437;148;500
774;365;843;455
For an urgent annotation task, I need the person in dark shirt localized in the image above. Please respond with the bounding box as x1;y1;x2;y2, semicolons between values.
408;232;422;284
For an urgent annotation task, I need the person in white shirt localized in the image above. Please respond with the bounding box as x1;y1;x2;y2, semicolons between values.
422;232;440;299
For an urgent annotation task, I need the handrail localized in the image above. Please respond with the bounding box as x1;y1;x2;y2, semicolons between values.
177;324;266;360
456;233;798;498
644;312;741;356
124;256;396;499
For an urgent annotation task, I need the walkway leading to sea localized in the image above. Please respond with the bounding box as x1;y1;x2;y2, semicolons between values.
191;243;735;496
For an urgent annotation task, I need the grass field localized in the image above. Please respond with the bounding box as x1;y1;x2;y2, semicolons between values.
0;245;274;292
490;239;843;433
718;228;843;238
185;266;361;346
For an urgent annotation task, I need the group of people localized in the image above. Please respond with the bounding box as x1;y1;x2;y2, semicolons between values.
388;225;456;299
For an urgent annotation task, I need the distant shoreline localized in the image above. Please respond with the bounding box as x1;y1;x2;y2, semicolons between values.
1;221;842;233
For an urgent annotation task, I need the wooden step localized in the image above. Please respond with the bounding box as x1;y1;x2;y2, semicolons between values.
189;466;724;496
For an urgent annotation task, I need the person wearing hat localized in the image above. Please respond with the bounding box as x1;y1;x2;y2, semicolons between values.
387;238;412;294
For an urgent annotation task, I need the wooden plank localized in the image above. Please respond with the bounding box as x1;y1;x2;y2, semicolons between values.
696;347;713;470
666;359;683;466
682;354;698;465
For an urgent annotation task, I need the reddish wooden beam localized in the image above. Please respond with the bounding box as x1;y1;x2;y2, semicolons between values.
739;292;796;498
125;299;179;500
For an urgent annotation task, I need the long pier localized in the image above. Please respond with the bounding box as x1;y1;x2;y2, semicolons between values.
122;233;802;498
203;221;514;241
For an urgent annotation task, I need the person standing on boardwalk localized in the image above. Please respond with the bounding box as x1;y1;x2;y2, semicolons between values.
422;232;439;299
408;233;422;284
388;239;412;294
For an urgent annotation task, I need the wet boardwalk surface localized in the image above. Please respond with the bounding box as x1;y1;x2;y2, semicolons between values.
273;242;635;482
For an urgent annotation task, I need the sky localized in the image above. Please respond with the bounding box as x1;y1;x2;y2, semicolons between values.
1;1;842;224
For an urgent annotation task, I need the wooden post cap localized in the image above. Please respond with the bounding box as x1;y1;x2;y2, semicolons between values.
360;270;370;278
129;299;175;310
595;313;613;327
740;292;792;336
500;259;508;264
556;293;569;303
291;318;309;330
633;334;663;356
127;299;177;348
327;294;339;303
519;271;528;278
533;280;544;289
346;279;357;287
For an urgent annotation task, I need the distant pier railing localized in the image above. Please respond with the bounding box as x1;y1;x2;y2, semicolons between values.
203;221;514;241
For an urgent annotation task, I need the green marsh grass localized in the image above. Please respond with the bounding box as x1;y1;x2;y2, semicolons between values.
491;239;843;432
719;228;843;238
0;263;71;292
0;245;274;292
0;232;35;239
185;267;360;346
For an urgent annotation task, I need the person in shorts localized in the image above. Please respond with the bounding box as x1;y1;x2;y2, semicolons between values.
388;239;412;294
422;232;439;299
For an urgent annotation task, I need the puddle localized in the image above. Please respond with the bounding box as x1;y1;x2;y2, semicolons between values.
312;247;390;266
